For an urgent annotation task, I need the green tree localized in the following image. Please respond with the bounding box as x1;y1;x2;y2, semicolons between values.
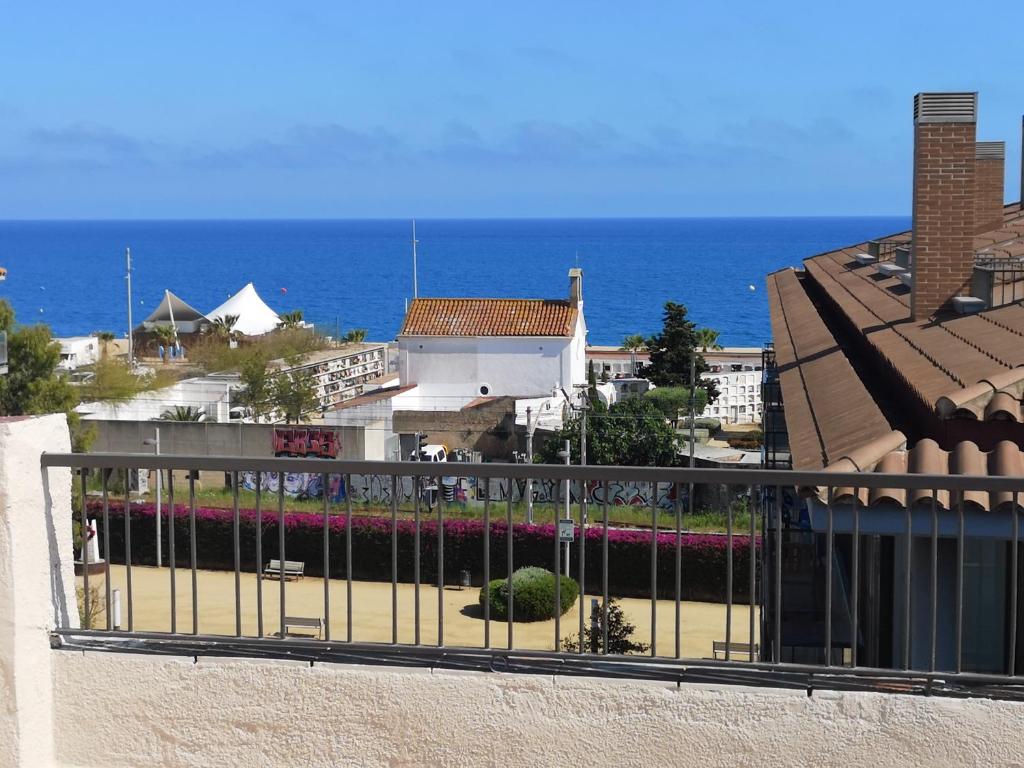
639;302;720;403
342;328;368;343
237;355;273;423
152;325;176;362
561;598;650;655
95;330;116;359
695;327;722;353
621;334;646;376
644;386;707;427
210;314;240;341
277;310;304;330
537;397;678;467
158;405;205;422
0;300;92;451
272;363;319;424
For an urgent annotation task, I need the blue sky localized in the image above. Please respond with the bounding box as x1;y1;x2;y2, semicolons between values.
1;1;1022;218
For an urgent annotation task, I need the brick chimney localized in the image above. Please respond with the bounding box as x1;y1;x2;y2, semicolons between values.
974;141;1005;234
568;267;583;308
910;92;978;320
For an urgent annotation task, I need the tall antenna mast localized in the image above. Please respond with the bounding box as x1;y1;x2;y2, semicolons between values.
412;219;419;299
125;247;134;364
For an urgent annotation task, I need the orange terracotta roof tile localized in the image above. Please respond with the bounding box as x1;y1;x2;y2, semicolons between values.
399;298;577;337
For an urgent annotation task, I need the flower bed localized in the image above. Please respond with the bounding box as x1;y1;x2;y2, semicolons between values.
87;501;759;603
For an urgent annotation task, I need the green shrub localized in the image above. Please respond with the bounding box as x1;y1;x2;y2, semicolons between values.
480;566;579;622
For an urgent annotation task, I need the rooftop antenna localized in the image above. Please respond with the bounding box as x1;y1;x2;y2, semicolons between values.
125;248;134;364
411;219;419;299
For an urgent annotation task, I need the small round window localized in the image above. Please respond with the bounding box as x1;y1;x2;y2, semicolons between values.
479;385;490;396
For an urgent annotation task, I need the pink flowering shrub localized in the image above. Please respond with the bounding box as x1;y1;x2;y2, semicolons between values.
89;500;759;603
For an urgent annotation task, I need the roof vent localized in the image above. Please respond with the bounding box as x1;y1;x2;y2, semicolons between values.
976;141;1005;159
913;92;977;124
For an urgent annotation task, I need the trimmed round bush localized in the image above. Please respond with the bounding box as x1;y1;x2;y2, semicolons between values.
479;566;579;622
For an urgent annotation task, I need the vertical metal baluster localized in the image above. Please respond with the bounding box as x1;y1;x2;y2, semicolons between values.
675;481;682;659
189;471;197;635
322;472;330;642
602;480;609;654
506;477;514;650
391;474;398;645
929;492;938;673
578;477;585;655
903;501;912;670
650;481;657;657
774;485;782;664
168;471;176;634
483;476;490;649
437;473;445;647
851;487;860;667
725;493;733;660
748;485;756;661
80;470;90;628
345;474;353;643
1011;491;1020;676
255;472;263;638
955;490;964;674
554;474;562;651
825;490;833;667
414;473;421;645
125;470;133;632
233;471;241;637
102;470;111;631
278;472;285;639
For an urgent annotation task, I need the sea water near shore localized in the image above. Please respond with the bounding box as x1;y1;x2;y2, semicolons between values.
0;217;907;345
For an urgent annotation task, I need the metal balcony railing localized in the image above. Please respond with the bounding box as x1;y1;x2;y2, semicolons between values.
868;237;912;262
42;453;1024;700
972;255;1024;309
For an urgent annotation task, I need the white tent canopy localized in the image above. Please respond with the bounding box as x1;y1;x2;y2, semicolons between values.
139;290;209;334
207;282;281;336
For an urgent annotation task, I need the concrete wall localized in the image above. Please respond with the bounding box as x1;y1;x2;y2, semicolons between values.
88;420;369;460
52;651;1024;768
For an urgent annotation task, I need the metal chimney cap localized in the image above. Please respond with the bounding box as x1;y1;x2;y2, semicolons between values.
976;141;1005;159
914;92;978;124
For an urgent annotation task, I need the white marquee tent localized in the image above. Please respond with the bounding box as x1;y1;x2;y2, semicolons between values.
207;282;281;336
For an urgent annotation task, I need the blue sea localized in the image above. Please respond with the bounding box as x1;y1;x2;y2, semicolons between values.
0;218;907;346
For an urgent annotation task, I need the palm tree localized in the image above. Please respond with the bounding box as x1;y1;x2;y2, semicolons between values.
210;314;240;340
152;326;176;362
277;310;304;330
343;328;368;343
622;334;647;376
95;330;115;359
695;328;722;353
157;405;205;422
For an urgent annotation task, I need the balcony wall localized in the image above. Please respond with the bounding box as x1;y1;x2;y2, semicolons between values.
2;413;1024;767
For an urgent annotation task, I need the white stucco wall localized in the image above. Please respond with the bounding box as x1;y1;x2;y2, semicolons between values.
0;415;76;768
52;651;1024;768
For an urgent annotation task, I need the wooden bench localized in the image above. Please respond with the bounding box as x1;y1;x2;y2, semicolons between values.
282;616;324;639
712;641;759;660
263;559;305;581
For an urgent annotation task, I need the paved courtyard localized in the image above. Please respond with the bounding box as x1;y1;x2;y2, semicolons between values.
78;565;759;658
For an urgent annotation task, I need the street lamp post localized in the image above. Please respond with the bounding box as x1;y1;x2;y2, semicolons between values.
142;428;161;567
557;440;571;576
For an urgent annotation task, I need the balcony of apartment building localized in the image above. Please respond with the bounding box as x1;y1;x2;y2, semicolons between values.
4;414;1024;766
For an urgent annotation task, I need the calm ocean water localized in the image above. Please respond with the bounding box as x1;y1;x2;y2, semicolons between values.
0;218;907;346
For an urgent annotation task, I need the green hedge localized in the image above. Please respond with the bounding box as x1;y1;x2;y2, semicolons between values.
480;567;579;621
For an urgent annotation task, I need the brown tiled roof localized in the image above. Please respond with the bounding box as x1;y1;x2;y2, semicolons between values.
802;204;1024;423
767;268;897;470
399;298;577;337
821;439;1024;512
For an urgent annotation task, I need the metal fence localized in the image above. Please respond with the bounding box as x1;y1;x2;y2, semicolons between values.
44;452;1024;700
973;256;1024;309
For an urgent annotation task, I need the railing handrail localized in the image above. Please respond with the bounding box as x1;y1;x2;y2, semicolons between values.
41;451;1024;493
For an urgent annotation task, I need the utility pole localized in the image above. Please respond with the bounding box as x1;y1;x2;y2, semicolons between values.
689;352;697;467
525;407;535;524
125;247;133;364
579;390;588;523
562;439;571;576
